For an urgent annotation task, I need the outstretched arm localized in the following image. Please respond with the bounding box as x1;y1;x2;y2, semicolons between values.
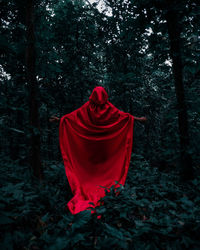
49;115;147;123
49;115;60;123
134;116;147;123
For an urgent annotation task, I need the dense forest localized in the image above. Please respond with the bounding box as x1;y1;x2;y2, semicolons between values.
1;0;200;249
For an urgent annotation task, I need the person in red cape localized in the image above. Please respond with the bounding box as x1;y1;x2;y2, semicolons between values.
50;86;147;218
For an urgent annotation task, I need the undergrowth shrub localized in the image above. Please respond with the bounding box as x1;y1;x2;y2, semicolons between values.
0;153;200;249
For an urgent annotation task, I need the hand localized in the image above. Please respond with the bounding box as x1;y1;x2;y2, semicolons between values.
139;117;147;123
49;115;60;123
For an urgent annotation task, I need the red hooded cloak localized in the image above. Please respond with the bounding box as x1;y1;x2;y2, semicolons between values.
59;86;134;215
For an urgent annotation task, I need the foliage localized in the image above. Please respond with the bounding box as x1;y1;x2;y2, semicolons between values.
0;154;200;249
1;0;199;166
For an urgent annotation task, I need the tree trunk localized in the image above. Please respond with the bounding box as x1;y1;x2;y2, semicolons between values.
25;0;43;180
165;10;194;180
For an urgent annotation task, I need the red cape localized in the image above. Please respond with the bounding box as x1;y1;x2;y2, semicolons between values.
59;86;134;215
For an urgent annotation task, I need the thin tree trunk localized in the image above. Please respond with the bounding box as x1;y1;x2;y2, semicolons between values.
25;0;43;180
47;105;52;160
165;10;194;180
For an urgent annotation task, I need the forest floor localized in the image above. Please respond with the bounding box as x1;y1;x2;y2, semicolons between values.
0;153;200;250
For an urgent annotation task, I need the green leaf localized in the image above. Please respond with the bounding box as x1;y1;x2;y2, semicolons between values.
9;128;25;134
0;214;14;225
104;223;124;240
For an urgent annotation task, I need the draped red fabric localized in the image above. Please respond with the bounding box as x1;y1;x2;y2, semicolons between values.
59;86;134;215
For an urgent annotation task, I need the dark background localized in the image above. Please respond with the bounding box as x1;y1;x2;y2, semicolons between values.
0;0;200;249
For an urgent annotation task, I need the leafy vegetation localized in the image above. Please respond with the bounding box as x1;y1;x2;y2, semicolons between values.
1;153;200;249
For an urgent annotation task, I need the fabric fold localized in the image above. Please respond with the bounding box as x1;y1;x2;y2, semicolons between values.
59;86;134;215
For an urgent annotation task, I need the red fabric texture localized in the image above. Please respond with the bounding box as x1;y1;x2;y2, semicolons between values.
59;86;134;215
